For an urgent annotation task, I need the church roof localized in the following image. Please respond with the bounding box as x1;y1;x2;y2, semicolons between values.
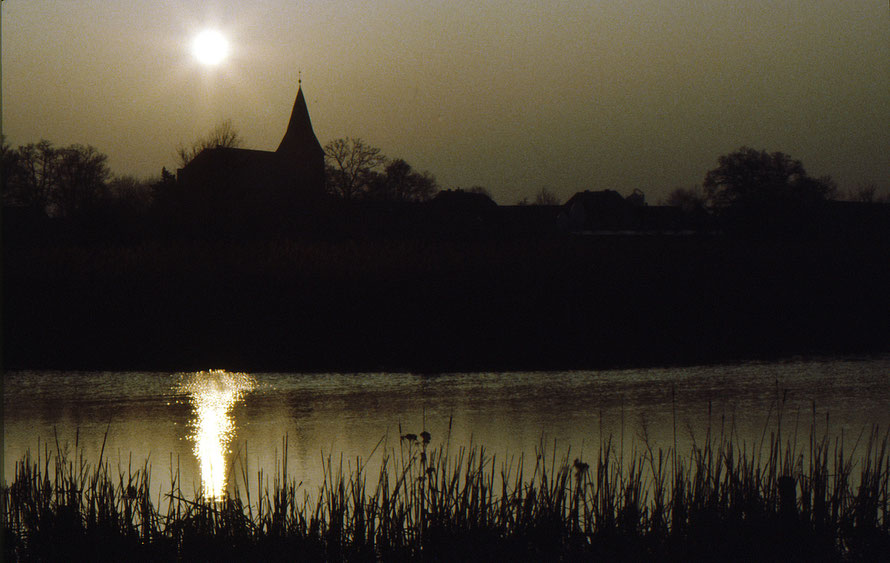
188;146;278;167
276;86;324;159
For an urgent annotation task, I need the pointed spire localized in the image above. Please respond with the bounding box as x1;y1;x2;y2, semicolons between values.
276;82;323;158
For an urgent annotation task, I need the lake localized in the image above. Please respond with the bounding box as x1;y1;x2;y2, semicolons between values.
4;356;889;499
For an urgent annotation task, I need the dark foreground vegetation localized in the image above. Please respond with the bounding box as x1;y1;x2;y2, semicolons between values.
4;420;890;561
3;141;889;371
4;232;889;372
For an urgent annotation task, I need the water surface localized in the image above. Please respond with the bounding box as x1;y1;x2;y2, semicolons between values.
4;356;889;498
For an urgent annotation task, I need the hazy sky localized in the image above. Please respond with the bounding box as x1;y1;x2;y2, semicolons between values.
3;1;888;204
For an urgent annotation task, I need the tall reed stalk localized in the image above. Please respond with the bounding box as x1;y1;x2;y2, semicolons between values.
4;421;890;561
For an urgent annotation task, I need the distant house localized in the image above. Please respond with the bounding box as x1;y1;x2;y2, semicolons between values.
425;189;499;236
429;189;498;212
559;190;641;233
557;189;699;234
176;85;325;223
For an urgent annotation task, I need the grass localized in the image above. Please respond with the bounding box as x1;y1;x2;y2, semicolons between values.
4;418;890;561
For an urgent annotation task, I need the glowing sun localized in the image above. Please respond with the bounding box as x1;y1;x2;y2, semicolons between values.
192;30;230;66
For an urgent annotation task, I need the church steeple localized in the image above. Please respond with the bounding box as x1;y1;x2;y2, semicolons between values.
276;84;324;159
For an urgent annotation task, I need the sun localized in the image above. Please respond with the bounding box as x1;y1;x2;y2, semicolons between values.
192;30;230;66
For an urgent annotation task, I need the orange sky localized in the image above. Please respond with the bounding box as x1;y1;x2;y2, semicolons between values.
3;1;888;204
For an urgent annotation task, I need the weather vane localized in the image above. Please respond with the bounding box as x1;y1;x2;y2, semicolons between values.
298;69;302;86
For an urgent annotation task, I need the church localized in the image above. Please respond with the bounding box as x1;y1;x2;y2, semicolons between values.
176;83;325;224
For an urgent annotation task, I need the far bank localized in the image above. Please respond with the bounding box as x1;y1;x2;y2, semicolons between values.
3;234;888;372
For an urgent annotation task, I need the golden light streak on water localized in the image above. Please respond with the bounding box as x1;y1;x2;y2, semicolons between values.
181;370;255;499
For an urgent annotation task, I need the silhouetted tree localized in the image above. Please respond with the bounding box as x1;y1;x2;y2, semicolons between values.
324;137;386;200
176;119;242;168
812;175;838;201
703;147;836;210
665;186;706;213
52;144;111;217
534;187;561;206
845;184;888;203
2;140;111;217
2;140;55;212
151;167;177;203
104;174;153;214
1;137;22;205
704;147;840;235
367;158;439;202
849;184;877;202
518;187;560;206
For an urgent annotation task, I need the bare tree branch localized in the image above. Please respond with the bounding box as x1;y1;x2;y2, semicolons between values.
323;137;386;200
176;119;243;168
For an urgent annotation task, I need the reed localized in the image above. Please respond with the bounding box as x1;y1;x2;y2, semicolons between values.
4;422;890;561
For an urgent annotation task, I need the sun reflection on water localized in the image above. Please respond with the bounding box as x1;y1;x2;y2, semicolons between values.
181;370;255;499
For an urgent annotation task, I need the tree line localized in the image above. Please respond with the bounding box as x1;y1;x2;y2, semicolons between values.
1;139;119;218
2;120;564;220
665;147;887;211
323;137;438;203
3;125;886;229
1;131;450;222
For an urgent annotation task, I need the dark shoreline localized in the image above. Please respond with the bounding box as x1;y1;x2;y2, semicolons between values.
4;234;888;373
